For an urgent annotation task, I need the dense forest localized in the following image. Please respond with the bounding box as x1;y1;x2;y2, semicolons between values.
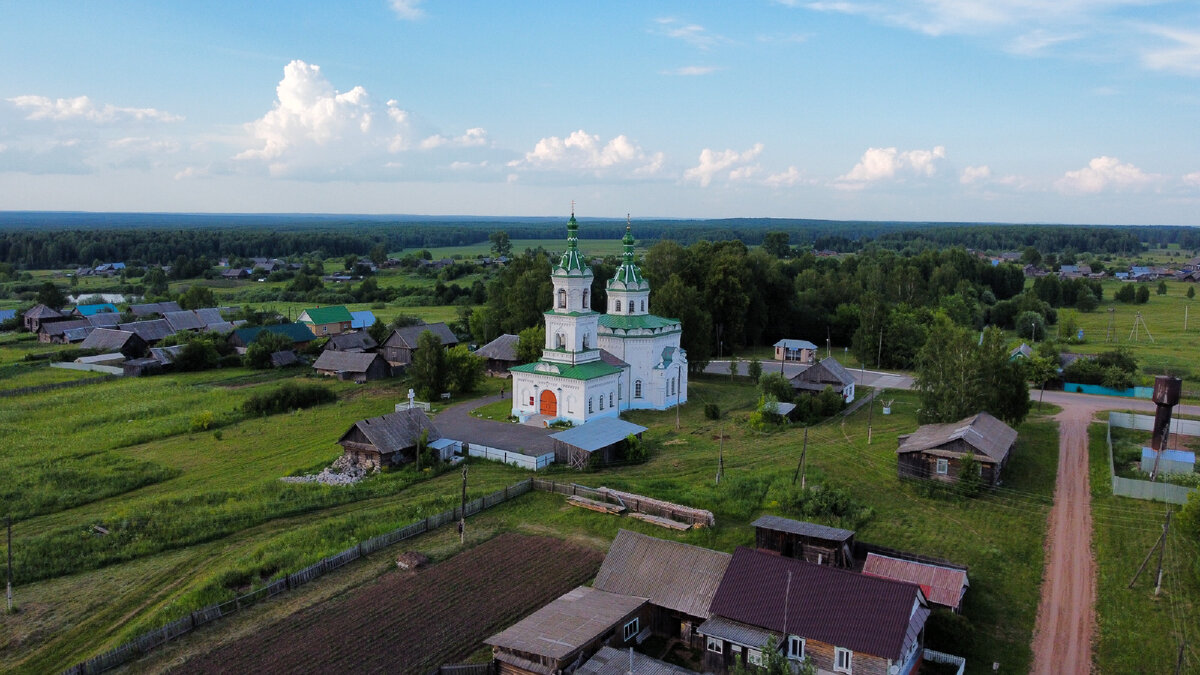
1;211;1192;269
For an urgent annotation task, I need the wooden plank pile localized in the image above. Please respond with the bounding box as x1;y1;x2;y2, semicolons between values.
566;495;626;514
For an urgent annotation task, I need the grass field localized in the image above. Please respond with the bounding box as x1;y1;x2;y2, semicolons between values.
1088;420;1200;672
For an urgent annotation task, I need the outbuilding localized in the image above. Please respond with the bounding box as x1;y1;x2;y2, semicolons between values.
380;322;459;366
79;328;149;360
474;333;521;375
752;515;855;568
336;407;441;469
789;356;855;404
773;339;818;364
312;350;391;382
549;416;648;468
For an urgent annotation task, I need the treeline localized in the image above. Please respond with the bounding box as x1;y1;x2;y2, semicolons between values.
873;225;1146;255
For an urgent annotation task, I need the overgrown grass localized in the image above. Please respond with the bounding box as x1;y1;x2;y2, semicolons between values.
1088;422;1200;673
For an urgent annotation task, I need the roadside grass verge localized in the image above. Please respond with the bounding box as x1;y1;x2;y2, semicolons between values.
1088;422;1200;673
469;395;514;421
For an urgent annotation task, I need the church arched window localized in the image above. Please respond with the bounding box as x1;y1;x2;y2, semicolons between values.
627;302;633;314
640;300;645;312
555;332;565;349
615;299;621;312
588;398;594;413
582;333;589;349
634;380;642;398
582;290;589;309
557;288;566;309
609;392;614;407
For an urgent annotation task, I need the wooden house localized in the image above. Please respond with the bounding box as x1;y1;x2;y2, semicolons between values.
593;530;731;650
789;356;855;403
380;322;458;366
549;417;647;468
862;553;969;614
322;330;377;353
228;323;316;353
752;515;855;568
37;318;92;343
72;303;119;317
698;547;931;675
312;350;391;382
486;586;649;675
23;304;64;333
118;319;175;345
336;407;440;469
129;301;182;317
79;328;149;360
774;339;817;364
474;333;520;374
896;412;1017;487
297;305;353;336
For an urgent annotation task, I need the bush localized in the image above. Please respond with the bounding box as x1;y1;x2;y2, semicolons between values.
704;403;721;420
778;483;873;528
925;609;975;653
190;410;214;432
623;434;648;464
243;382;336;416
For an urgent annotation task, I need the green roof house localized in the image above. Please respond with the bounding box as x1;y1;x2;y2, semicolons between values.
297;305;353;337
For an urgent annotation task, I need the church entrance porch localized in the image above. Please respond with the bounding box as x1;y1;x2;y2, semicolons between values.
539;389;557;416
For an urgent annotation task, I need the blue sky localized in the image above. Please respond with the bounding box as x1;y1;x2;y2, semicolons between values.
3;1;1200;224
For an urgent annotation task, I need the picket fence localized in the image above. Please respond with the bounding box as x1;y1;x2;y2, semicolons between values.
1107;416;1197;505
62;478;534;675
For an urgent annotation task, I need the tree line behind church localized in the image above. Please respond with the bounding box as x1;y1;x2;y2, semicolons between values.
466;236;1032;374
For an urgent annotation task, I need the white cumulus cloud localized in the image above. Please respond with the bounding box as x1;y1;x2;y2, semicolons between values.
8;95;181;123
661;66;719;76
389;0;424;20
420;127;489;150
765;166;806;187
960;165;991;184
509;130;665;177
684;143;764;187
839;145;946;182
1183;171;1200;187
1055;156;1159;194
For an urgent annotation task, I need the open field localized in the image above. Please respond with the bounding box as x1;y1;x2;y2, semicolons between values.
183;533;604;674
1088;420;1200;672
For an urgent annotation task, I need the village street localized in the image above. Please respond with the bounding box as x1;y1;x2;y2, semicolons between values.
436;392;556;455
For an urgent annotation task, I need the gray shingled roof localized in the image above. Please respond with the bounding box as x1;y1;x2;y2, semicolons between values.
384;322;458;349
163;310;206;332
63;326;94;342
338;407;441;455
86;313;122;328
325;331;377;352
696;616;775;649
593;530;731;620
119;319;175;342
486;586;647;660
24;304;63;320
790;356;855;390
312;350;385;374
752;515;855;542
896;411;1018;464
41;319;91;337
775;338;818;350
80;328;139;352
194;308;224;325
474;333;520;361
269;350;300;368
130;301;182;316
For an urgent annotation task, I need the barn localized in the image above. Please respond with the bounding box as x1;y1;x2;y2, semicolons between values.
862;553;970;614
336;407;441;469
312;350;391;382
323;330;377;353
79;328;149;360
789;356;855;404
896;411;1017;487
474;333;520;375
380;322;458;366
752;515;855;568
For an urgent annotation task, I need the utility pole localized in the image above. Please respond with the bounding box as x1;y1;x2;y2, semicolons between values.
1155;510;1172;596
867;389;876;445
1129;510;1171;589
876;328;883;369
459;465;468;545
6;515;12;613
1175;640;1187;675
800;427;808;489
716;425;724;485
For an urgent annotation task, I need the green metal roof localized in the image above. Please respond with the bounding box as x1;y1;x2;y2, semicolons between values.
553;214;591;276
510;359;623;381
609;225;645;287
598;314;680;331
299;305;353;324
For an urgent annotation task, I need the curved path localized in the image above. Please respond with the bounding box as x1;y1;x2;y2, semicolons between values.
435;392;556;455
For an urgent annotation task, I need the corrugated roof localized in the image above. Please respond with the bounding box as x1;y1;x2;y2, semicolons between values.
233;323;317;344
325;331;377;352
163;310;206;332
119;319;174;342
24;304;63;319
269;350;299;368
696;616;775;648
485;586;646;660
862;554;969;610
299;305;353;325
86;313;122;327
41;319;91;337
896;411;1017;464
709;547;925;661
593;530;730;620
313;350;386;374
150;346;185;364
775;339;818;350
75;303;118;316
549;417;648;453
350;310;377;328
791;356;855;388
80;328;140;352
129;301;181;316
194;308;224;325
384;322;458;349
578;647;693;675
598;314;680;332
510;359;623;381
752;515;855;542
339;407;441;455
203;321;236;334
63;326;94;342
474;334;520;362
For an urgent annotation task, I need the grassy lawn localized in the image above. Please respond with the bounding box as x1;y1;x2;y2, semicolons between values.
1088;419;1200;673
469;396;515;422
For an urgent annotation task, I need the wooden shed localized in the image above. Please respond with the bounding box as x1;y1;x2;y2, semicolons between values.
336;407;441;469
79;328;149;360
896;411;1017;487
312;350;391;382
752;515;855;568
380;322;458;366
322;330;377;353
789;356;856;404
474;333;520;374
23;304;64;333
550;417;648;468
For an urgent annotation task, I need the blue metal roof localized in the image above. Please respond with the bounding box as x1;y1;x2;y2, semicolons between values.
774;338;818;350
1141;448;1196;464
76;303;119;316
350;310;377;328
549;417;648;452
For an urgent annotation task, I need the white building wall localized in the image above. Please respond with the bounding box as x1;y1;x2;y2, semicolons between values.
511;370;621;425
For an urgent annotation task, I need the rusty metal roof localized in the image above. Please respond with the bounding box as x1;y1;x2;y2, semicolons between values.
486;586;647;660
593;530;731;620
862;553;969;611
709;547;925;661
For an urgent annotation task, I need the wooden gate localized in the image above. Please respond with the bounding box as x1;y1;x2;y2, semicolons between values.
539;389;557;416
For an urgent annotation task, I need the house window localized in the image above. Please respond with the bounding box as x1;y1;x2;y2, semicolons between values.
615;299;621;312
747;648;763;666
787;635;805;660
706;637;723;654
635;380;642;398
936;458;949;474
558;289;566;308
622;618;639;642
835;647;852;673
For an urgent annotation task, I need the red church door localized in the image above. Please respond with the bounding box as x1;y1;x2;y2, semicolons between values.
539;389;557;416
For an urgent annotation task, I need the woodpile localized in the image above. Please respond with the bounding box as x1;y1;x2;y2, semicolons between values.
566;496;625;514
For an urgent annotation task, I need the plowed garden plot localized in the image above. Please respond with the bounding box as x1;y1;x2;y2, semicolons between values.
184;533;604;674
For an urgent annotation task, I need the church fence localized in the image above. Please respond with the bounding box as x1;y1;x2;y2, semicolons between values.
465;442;554;470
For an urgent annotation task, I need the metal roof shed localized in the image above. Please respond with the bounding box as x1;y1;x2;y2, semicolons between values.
550;417;647;468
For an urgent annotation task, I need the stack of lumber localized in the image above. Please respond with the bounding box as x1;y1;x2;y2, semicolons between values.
566;495;625;514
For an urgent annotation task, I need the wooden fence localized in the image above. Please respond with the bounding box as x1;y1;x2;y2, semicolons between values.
531;479;715;527
1107;416;1197;505
62;478;534;675
467;443;554;471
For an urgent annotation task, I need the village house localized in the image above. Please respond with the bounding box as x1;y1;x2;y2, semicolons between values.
118;319;175;345
789;356;856;403
698;547;930;675
227;323;316;354
79;328;149;360
37;318;93;343
312;350;391;382
221;268;250;280
23;304;64;333
896;411;1018;487
380;322;459;366
350;310;377;329
485;585;649;675
297;305;354;336
322;330;377;353
592;530;731;651
1009;343;1032;361
72;303;119;317
862;553;970;614
163;308;225;333
336;407;440;469
474;333;521;375
752;515;856;568
774;339;818;364
129;301;182;317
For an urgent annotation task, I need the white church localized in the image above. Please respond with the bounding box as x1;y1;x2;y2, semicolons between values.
510;213;688;425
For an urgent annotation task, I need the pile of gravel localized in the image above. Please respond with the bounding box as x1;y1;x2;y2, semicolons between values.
281;454;376;486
